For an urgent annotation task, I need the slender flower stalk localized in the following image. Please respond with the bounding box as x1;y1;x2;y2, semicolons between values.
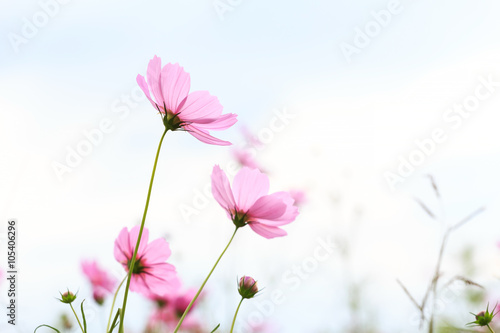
106;277;126;333
487;325;495;333
69;303;84;333
173;227;239;333
118;128;168;333
230;298;244;333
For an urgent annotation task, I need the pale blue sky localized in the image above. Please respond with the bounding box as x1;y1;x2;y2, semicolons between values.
1;1;500;332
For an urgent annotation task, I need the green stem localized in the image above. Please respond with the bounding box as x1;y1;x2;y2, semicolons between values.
70;303;84;333
106;276;127;333
118;128;168;333
173;227;239;333
230;298;245;333
487;324;496;333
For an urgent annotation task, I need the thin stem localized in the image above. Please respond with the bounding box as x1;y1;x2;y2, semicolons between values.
230;298;245;333
429;231;449;332
173;227;239;333
70;303;84;333
106;276;127;333
487;324;496;333
118;128;168;333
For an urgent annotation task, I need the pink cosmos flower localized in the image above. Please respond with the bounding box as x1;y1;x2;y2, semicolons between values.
241;125;262;148
232;148;260;170
211;166;299;238
137;56;237;145
249;322;276;333
289;189;307;207
114;226;180;297
146;289;202;332
81;260;116;304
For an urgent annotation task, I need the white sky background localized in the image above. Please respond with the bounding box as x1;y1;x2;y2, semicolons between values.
1;0;500;332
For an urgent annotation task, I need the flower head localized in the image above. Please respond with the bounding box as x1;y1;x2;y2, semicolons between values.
81;260;116;305
238;276;259;299
114;226;180;297
59;290;77;304
241;125;262;148
467;303;499;327
289;189;307;207
146;289;201;332
211;166;299;238
232;148;260;170
137;56;237;145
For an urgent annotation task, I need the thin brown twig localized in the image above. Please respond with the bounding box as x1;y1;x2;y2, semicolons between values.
397;279;422;312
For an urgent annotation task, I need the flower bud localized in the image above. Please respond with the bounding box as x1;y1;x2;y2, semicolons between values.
59;290;77;304
238;276;259;299
93;289;105;305
467;303;499;327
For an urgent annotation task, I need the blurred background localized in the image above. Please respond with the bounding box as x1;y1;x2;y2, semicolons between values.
1;0;500;332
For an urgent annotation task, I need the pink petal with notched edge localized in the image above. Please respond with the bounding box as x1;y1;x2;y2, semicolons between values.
114;227;133;264
139;265;180;296
191;113;238;130
247;194;287;221
211;165;236;211
177;91;223;120
249;222;288;239
136;74;157;109
81;260;116;293
147;56;164;107
184;125;232;146
129;226;149;258
232;167;270;212
141;238;172;263
160;63;191;112
251;191;299;226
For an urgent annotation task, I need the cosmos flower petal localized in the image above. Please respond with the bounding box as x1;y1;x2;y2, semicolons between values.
142;238;171;263
191;113;238;130
139;264;180;296
248;222;288;239
251;191;299;226
211;165;236;211
247;194;287;221
177;91;223;120
232;167;269;211
160;63;191;112
136;74;157;109
184;125;232;146
129;225;149;258
146;55;164;106
114;227;133;264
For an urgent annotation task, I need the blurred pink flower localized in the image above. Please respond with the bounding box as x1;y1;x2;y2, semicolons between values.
81;260;116;304
232;148;260;169
211;165;299;238
289;189;307;207
114;226;180;297
147;289;202;332
241;125;262;148
249;322;276;333
137;55;237;146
